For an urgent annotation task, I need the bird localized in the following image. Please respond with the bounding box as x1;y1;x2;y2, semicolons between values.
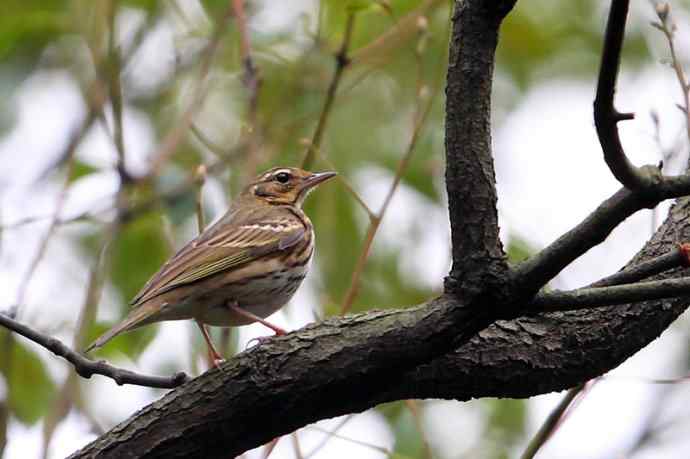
85;166;336;365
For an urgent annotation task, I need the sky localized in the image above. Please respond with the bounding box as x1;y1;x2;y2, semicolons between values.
3;1;690;458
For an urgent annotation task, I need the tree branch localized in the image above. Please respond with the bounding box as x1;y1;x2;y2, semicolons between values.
511;180;690;298
443;0;515;295
529;276;690;312
594;0;652;189
0;313;188;389
592;243;690;287
301;12;356;170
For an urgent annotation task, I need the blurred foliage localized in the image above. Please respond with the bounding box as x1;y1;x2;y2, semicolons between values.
506;235;537;265
0;0;677;457
5;339;56;425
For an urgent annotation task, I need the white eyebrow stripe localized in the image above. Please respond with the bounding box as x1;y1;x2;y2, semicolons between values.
272;169;292;177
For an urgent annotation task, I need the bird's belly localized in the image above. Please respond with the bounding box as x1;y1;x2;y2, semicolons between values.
192;264;309;327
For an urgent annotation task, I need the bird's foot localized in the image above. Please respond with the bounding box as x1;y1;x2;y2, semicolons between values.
246;335;272;349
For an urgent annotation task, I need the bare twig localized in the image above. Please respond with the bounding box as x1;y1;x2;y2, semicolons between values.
0;312;189;389
592;243;690;287
318;156;376;219
529;276;690;312
350;0;444;67
291;432;304;459
303;415;354;459
520;384;586;459
594;0;655;190
106;5;129;185
404;400;432;459
230;0;264;180
302;13;357;170
13;157;76;317
653;3;690;142
194;164;207;232
305;424;394;456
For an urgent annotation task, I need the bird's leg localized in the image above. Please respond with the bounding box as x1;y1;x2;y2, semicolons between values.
227;302;287;348
195;320;225;367
227;302;287;335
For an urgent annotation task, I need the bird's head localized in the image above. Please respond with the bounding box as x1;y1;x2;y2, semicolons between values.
244;167;337;207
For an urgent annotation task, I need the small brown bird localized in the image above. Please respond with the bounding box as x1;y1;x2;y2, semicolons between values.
85;167;336;364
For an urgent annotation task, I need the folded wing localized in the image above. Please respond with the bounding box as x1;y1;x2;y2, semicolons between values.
131;206;305;306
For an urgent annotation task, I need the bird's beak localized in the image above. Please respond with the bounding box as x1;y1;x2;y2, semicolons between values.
302;171;337;190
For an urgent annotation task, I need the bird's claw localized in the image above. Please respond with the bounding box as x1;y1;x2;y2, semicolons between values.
246;336;273;349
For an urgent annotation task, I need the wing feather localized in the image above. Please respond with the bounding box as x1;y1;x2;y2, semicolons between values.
131;206;305;306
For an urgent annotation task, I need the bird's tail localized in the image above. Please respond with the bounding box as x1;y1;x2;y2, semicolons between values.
84;305;159;353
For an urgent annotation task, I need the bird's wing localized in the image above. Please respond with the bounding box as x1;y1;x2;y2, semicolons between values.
131;206;305;306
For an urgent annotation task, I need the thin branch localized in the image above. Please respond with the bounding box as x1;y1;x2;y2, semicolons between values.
592;243;690;287
194;164;207;232
106;4;130;185
231;0;264;180
403;400;432;459
594;0;654;189
305;425;393;457
291;432;304;459
350;0;445;67
653;2;690;143
0;312;189;389
13;156;77;317
303;415;354;459
301;13;356;170
529;276;690;313
318;156;376;219
520;384;586;459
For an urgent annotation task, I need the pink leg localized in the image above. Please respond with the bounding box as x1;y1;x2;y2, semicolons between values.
195;320;225;367
227;303;287;335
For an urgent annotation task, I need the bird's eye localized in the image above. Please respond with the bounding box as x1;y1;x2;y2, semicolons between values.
275;172;290;183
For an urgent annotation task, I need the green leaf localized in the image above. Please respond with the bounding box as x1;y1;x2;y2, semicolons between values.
120;0;158;12
7;340;56;425
0;2;66;60
69;160;98;183
110;212;170;303
392;407;427;459
506;235;537;264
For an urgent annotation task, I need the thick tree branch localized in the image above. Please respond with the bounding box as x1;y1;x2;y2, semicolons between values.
0;313;188;389
69;298;498;458
443;0;515;294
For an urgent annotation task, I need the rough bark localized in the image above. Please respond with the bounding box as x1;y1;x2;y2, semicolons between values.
444;0;513;294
